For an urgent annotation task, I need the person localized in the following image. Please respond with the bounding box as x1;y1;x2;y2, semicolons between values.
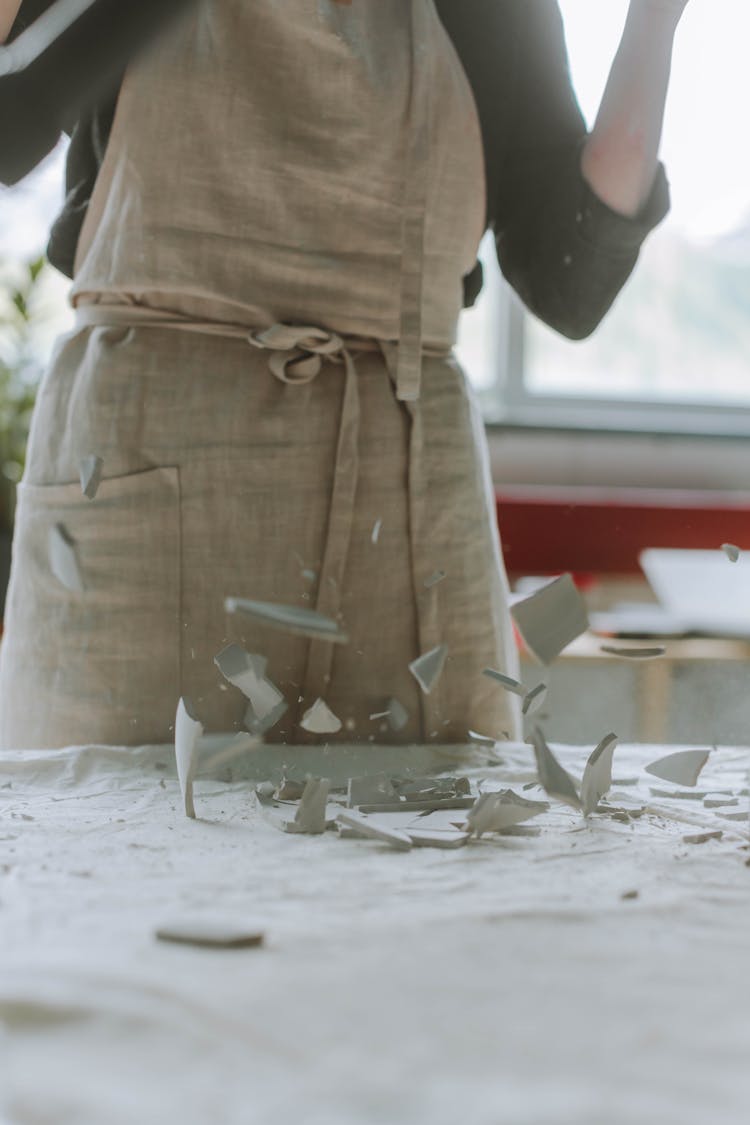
0;0;685;751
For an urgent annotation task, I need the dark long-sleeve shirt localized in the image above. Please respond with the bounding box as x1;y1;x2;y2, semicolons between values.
3;0;670;339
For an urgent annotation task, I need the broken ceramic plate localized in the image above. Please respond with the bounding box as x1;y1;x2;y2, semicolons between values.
409;645;447;694
465;789;549;837
336;809;412;851
300;698;342;734
79;454;103;500
721;543;741;563
214;643;285;721
511;574;589;664
580;732;618;817
175;697;203;819
522;682;548;716
482;668;526;696
224;597;348;643
284;778;331;834
424;569;447;589
599;644;666;660
530;728;582;811
155;918;265;949
645;749;710;787
49;522;85;593
387;697;409;731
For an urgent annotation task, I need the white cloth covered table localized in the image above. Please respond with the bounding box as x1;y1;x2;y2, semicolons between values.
1;740;749;1124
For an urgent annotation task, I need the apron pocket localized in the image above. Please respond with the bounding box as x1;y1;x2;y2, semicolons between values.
0;466;181;750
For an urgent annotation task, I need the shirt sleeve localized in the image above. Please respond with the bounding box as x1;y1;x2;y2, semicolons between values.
492;0;670;340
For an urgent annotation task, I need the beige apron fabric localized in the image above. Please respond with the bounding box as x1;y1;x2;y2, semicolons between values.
0;0;521;749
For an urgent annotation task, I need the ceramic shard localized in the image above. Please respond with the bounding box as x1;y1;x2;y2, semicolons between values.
645;749;710;787
224;596;348;643
155;918;264;949
409;644;447;694
275;777;307;800
465;789;549;837
424;569;446;588
284;778;331;834
530;728;582;811
387;697;409;731
213;643;285;720
580;732;618;817
599;644;666;660
406;828;469;849
522;682;548;716
336;809;412;851
482;668;526;696
78;454;103;499
359;796;475;814
175;697;203;819
300;697;342;734
394;776;471;799
511;574;589;664
244;698;288;736
49;522;85;593
721;543;741;563
347;775;398;807
371;518;382;544
682;830;723;845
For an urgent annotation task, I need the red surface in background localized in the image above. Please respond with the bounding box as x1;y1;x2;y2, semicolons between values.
495;490;750;577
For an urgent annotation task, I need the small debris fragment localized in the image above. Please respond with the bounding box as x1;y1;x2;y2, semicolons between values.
300;698;342;734
406;828;469;849
301;568;317;582
482;668;525;696
721;543;741;563
580;732;618;817
621;890;639;901
704;797;739;809
175;697;203;819
371;518;382;544
394;776;471;799
336;809;412;851
424;569;446;589
600;644;666;659
244;699;288;736
282;778;331;834
49;523;85;593
645;749;710;788
224;597;348;643
530;728;582;811
358;796;475;814
522;682;548;716
511;574;589;664
155;919;264;949
683;830;723;845
466;789;549;837
274;777;307;801
79;454;103;499
347;775;397;807
387;697;409;731
409;645;447;694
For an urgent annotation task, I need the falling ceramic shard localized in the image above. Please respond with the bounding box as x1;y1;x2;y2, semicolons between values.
682;830;723;845
244;698;288;737
580;732;618;817
511;574;589;664
465;789;549;838
300;697;342;734
522;682;548;716
78;454;103;499
213;643;285;721
482;668;526;696
284;778;331;834
424;569;446;589
645;749;710;788
599;644;666;660
371;519;382;544
347;775;398;807
224;597;348;643
175;697;203;819
721;543;741;563
155;918;264;949
530;728;582;811
49;522;85;593
387;697;409;731
409;645;447;694
336;810;412;851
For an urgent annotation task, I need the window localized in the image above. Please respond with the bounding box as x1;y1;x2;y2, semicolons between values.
457;0;750;438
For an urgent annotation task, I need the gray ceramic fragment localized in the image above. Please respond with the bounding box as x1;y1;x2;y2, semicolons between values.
79;454;103;499
645;749;710;787
721;543;741;562
300;697;342;734
522;682;548;716
283;778;331;834
336;809;412;851
649;789;707;800
682;830;723;844
244;698;288;737
530;728;582;811
409;645;447;694
394;776;471;799
49;522;85;593
704;797;739;808
155;918;264;949
465;789;549;837
720;811;749;822
406;828;469;849
347;775;398;807
224;597;348;643
359;796;475;814
600;644;666;659
214;643;285;720
175;697;203;819
580;732;618;818
424;569;446;588
482;668;525;696
387;697;409;731
275;777;307;800
511;574;589;664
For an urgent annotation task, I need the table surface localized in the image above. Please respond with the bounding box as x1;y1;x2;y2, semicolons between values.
1;740;749;1125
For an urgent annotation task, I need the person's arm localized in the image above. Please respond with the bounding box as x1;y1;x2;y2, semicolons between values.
0;1;23;42
582;0;688;217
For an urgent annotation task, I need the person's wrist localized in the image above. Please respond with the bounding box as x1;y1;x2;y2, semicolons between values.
627;0;687;34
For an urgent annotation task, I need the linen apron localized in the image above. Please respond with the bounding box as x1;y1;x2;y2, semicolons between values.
0;0;522;750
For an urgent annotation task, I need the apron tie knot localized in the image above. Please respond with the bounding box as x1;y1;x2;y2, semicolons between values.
247;323;345;384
